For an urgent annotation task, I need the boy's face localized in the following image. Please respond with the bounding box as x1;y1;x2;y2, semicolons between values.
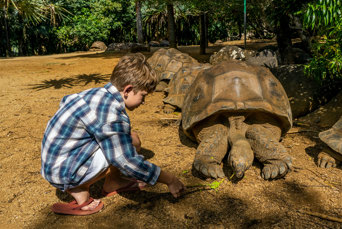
121;85;148;111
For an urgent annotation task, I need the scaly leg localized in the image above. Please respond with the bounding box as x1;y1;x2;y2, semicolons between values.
246;124;292;180
227;116;254;178
193;120;228;178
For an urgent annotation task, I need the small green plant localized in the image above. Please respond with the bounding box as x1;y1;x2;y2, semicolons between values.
186;179;225;191
182;170;189;174
207;179;224;191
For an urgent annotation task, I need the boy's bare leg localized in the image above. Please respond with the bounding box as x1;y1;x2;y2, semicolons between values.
67;184;101;210
103;165;144;193
67;165;143;210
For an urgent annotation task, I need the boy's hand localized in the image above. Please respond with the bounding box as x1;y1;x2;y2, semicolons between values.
167;176;185;198
158;170;186;198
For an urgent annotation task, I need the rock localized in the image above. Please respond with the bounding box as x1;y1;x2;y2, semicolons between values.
270;65;342;118
106;43;149;52
159;40;170;47
214;40;223;45
281;47;311;65
209;45;256;65
106;43;131;52
246;49;279;68
130;43;150;53
149;41;160;47
297;91;342;128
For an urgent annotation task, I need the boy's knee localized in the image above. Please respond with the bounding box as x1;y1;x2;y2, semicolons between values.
131;131;141;152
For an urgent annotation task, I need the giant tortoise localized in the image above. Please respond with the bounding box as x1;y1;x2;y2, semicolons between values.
181;60;293;180
147;48;198;91
317;116;342;168
163;63;211;113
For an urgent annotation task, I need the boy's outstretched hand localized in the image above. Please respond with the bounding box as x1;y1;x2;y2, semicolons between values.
158;170;186;198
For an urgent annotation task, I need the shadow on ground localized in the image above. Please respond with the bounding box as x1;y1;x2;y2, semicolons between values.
31;178;341;228
27;73;110;90
55;51;153;60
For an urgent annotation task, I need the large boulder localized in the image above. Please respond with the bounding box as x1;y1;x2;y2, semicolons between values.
246;49;280;68
106;43;131;52
106;43;149;52
297;91;342;128
159;40;170;47
130;43;150;53
281;47;311;65
209;45;256;65
149;41;161;47
270;65;342;118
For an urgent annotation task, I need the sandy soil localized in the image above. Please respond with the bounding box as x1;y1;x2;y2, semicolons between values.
0;43;341;229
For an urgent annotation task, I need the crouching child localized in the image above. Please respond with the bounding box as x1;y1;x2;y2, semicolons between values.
41;53;185;215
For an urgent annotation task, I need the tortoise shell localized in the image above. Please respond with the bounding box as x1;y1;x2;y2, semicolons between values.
319;116;342;153
147;48;198;81
163;63;211;109
182;60;292;139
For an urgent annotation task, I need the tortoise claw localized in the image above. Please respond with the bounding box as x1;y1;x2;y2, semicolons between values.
317;152;337;168
193;159;224;179
261;160;291;180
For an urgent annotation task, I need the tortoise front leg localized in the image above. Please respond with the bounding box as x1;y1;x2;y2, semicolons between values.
227;116;254;178
193;121;228;178
246;124;292;179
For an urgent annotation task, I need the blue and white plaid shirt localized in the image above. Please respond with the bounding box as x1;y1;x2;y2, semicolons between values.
41;83;160;191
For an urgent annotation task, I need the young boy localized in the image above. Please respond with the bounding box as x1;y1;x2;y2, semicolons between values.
41;53;185;215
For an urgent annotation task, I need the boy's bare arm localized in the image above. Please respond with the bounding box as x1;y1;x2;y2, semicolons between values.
158;170;185;198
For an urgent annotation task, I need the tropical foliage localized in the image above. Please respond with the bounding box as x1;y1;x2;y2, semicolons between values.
1;0;341;82
302;0;342;80
56;0;135;51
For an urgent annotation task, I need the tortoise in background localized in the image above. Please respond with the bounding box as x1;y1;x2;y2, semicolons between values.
147;48;199;91
89;41;107;51
181;60;293;180
163;63;212;113
317;116;342;168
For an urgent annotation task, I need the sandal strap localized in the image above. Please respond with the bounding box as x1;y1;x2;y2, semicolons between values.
72;197;94;210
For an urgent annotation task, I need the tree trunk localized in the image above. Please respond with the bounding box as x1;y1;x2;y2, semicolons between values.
204;13;208;48
167;3;176;48
135;1;144;44
276;15;293;64
291;15;311;53
18;16;28;56
200;13;206;54
3;4;11;57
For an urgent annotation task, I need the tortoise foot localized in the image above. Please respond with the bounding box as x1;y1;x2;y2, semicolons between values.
228;140;254;178
193;157;225;178
193;122;228;179
317;151;337;168
155;81;168;92
261;158;292;180
163;104;176;114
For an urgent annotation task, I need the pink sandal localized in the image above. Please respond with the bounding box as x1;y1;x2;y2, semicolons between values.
51;197;104;216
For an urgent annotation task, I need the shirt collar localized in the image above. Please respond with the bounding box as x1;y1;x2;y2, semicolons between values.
104;83;125;107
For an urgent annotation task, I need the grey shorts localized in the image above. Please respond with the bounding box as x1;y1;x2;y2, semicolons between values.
64;148;109;191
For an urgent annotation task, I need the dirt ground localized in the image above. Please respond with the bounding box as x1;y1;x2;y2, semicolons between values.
0;41;341;229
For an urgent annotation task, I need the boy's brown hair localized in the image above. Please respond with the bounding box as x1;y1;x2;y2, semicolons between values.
110;53;158;93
